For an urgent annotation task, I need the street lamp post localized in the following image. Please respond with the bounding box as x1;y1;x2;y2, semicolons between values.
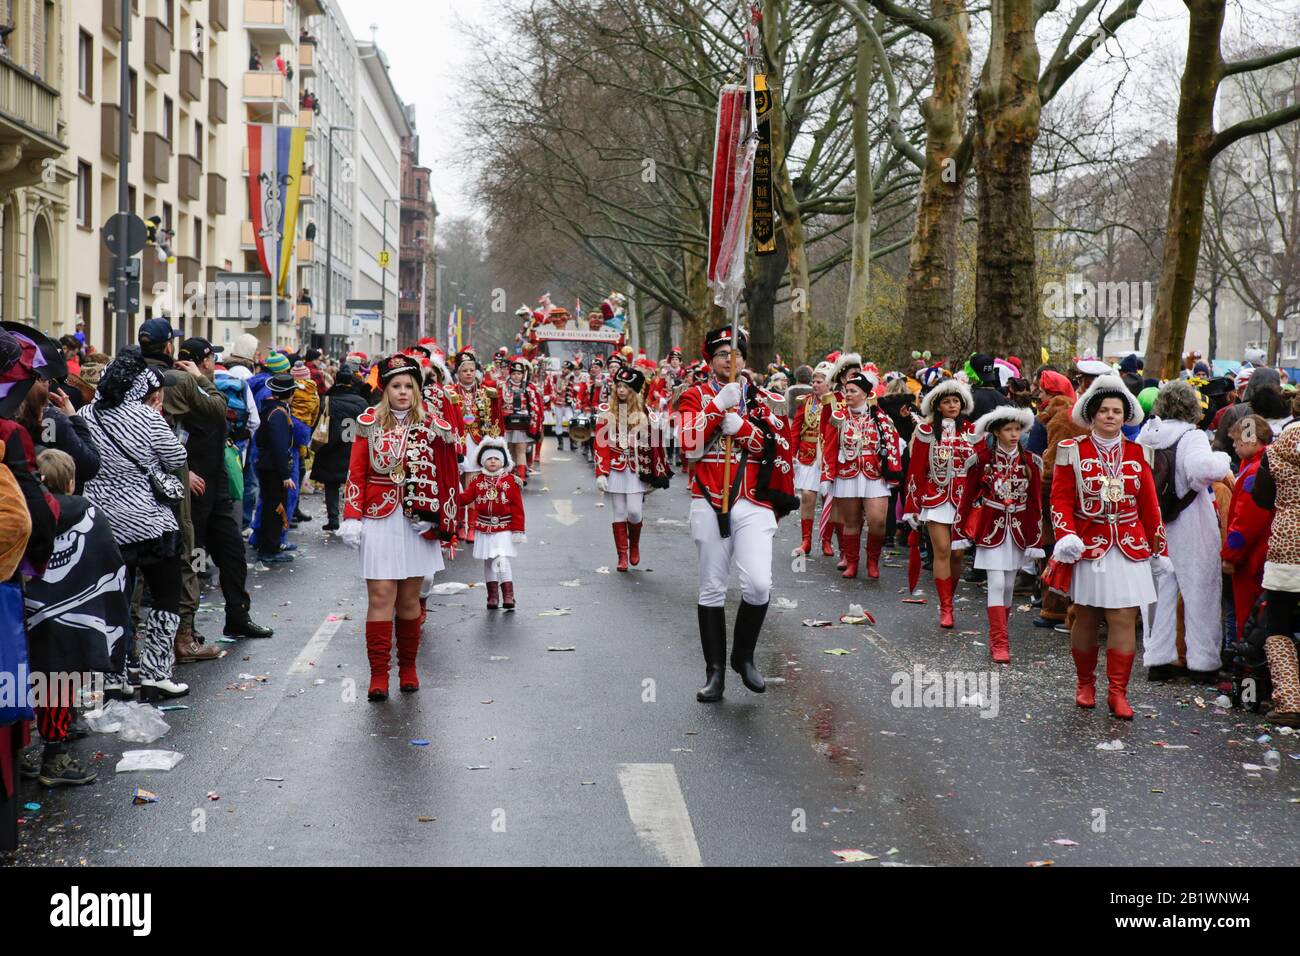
324;124;354;353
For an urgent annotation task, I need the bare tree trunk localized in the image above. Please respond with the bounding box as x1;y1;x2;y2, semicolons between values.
844;4;879;352
902;0;970;368
682;249;710;356
974;0;1041;361
1145;3;1225;377
1206;275;1218;362
763;0;811;363
1269;301;1284;367
747;227;787;370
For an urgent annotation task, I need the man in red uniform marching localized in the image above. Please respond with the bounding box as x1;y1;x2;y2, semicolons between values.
678;325;797;703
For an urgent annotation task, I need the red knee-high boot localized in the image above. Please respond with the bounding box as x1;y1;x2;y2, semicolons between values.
627;521;642;566
821;519;837;557
418;596;428;629
865;533;885;580
1071;645;1099;708
396;617;422;693
987;606;1010;663
797;518;813;556
365;621;393;702
465;505;477;542
613;522;630;572
840;533;861;579
835;524;849;570
1106;649;1136;719
935;577;955;628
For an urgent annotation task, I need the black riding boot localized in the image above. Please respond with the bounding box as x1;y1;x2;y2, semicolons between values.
730;600;768;693
696;605;727;703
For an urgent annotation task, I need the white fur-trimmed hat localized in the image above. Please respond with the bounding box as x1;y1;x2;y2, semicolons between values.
813;361;835;381
919;377;974;418
830;352;863;385
476;436;513;470
1072;373;1144;428
972;404;1035;442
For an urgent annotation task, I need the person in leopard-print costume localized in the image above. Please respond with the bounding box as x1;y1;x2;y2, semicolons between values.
1252;421;1300;726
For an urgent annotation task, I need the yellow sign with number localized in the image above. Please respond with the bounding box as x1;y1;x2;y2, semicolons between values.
378;250;391;269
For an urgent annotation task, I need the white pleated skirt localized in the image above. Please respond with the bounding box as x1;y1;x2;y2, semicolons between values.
606;467;646;495
1070;547;1156;608
473;530;517;560
794;462;821;492
505;429;532;444
360;510;446;581
974;534;1024;571
921;502;958;525
834;475;889;499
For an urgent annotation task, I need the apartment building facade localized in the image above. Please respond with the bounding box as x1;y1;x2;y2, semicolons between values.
398;105;436;349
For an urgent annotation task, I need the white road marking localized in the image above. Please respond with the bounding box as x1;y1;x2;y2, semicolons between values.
548;499;583;525
617;763;703;867
288;615;345;677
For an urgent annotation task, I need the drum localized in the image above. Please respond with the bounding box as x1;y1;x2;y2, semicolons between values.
568;414;594;442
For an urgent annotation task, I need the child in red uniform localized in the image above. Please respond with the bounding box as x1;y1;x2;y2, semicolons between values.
1221;414;1274;640
460;437;526;610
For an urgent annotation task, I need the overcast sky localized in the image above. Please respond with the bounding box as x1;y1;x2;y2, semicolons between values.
333;0;1299;226
334;0;499;221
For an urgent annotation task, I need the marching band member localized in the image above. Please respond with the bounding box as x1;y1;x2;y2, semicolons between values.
460;437;526;610
819;353;863;565
340;355;460;702
1050;375;1167;719
449;350;502;542
787;362;833;557
501;358;543;484
903;378;976;628
822;368;902;579
594;365;672;571
956;405;1044;663
679;325;797;703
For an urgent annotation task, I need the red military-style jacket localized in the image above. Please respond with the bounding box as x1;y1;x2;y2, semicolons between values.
449;382;502;446
343;407;460;539
594;405;671;483
1221;450;1271;582
956;440;1044;550
678;378;794;513
821;400;902;483
457;471;525;534
499;380;543;435
1050;435;1167;561
422;383;463;446
904;418;977;515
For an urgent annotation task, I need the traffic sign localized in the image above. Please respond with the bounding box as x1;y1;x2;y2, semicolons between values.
102;212;148;258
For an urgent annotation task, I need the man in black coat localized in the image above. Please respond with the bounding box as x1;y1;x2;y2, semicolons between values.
309;363;369;531
254;375;299;563
968;352;1012;420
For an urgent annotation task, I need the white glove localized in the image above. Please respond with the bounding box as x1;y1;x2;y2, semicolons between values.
711;382;742;411
721;412;744;436
951;537;971;551
596;475;608;494
339;519;363;550
410;519;433;535
1024;547;1046;561
511;532;527;544
819;480;832;498
903;513;920;530
1150;554;1172;575
1053;533;1084;564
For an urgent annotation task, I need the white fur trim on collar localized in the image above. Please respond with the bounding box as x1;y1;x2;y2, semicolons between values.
919;378;974;418
1072;374;1143;428
972;404;1035;442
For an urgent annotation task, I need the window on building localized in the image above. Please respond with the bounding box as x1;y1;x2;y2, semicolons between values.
1287;340;1298;361
162;202;173;232
128;185;138;214
163;0;174;33
76;161;92;228
76;295;91;342
163;95;174;142
129;69;139;129
193;218;202;260
78;30;94;98
194;120;203;163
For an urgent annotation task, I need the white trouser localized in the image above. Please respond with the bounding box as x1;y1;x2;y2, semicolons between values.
985;570;1016;608
609;491;644;524
1145;557;1223;671
483;557;513;582
690;497;776;608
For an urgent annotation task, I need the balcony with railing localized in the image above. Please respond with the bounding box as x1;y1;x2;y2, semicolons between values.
210;0;228;31
299;40;316;77
0;58;63;181
299;173;313;202
100;103;121;161
208;173;227;216
144;17;172;75
244;0;295;43
179;51;203;102
208;78;228;124
144;132;170;184
102;0;139;39
176;256;202;289
242;71;291;106
178;154;201;201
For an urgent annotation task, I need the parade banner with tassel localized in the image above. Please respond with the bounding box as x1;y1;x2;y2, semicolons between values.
247;125;307;296
752;73;776;256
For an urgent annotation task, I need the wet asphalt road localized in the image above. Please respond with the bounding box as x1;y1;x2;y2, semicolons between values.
4;441;1299;867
